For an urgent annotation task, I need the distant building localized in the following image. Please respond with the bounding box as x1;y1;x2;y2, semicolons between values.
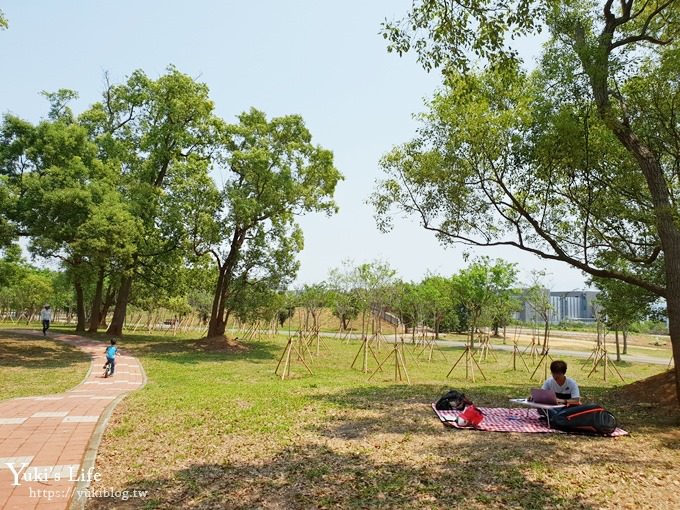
550;291;599;323
514;289;599;324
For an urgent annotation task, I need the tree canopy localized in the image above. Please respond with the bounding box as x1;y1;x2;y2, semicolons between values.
376;0;680;403
0;68;342;339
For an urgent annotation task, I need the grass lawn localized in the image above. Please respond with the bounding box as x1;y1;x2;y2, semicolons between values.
64;330;680;510
0;330;90;399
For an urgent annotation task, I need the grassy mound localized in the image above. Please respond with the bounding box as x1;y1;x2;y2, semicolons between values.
616;369;678;408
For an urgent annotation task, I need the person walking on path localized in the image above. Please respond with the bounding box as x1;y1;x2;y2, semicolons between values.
40;304;52;336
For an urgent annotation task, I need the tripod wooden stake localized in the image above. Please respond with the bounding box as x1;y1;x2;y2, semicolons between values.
306;325;329;356
523;327;541;364
446;336;486;381
511;325;530;372
476;333;497;362
351;336;383;373
340;327;355;344
416;334;448;363
400;336;420;366
586;329;625;383
530;349;553;381
275;336;313;380
369;342;411;384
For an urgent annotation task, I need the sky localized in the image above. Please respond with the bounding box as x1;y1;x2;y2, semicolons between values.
0;0;588;291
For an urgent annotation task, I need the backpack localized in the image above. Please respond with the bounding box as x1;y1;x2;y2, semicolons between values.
435;390;472;411
547;404;618;436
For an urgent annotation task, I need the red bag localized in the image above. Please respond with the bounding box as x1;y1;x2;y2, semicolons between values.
459;405;484;427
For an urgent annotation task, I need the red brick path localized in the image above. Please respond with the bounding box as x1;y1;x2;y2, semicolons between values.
0;331;145;509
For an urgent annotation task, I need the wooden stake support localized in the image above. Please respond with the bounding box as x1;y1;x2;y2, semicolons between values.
523;335;541;364
369;342;411;384
275;336;313;380
351;336;383;373
476;333;497;362
416;335;448;363
512;341;531;373
446;344;486;381
511;326;530;372
340;327;355;344
306;326;329;356
587;346;625;383
530;349;553;381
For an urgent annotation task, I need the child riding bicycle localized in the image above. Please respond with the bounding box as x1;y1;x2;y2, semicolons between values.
103;339;118;376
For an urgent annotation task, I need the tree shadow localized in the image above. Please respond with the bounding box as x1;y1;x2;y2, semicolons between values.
114;337;281;365
84;444;596;510
0;332;90;369
56;329;282;366
309;383;680;438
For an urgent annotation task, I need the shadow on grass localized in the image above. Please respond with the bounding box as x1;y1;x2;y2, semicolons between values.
0;331;90;369
310;382;680;437
109;337;281;366
85;442;594;510
45;327;283;366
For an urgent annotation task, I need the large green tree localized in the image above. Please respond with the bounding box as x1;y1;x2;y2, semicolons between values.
376;0;680;403
0;96;140;331
0;243;24;290
80;67;219;335
191;109;342;338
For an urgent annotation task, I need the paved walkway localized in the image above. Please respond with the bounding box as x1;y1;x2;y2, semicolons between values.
0;331;145;510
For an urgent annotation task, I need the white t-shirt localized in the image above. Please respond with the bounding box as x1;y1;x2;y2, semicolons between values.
542;376;580;399
40;308;52;321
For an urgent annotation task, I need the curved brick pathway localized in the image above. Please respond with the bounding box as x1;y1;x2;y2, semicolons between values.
0;331;145;510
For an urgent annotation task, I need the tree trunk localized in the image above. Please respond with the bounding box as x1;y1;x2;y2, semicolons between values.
542;320;549;355
207;229;246;339
99;283;115;327
74;281;86;332
88;266;105;333
578;20;680;404
614;329;621;362
207;267;227;338
411;311;416;343
665;276;680;405
623;329;628;355
107;276;132;336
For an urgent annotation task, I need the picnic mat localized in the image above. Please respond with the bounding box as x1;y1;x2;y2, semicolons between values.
432;404;629;436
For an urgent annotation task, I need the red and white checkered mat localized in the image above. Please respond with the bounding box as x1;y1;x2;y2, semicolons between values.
432;404;629;436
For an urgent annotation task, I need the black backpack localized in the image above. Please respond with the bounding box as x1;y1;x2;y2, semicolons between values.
547;404;618;436
435;390;471;411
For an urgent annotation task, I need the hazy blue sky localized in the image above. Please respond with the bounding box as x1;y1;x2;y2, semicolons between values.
0;1;587;290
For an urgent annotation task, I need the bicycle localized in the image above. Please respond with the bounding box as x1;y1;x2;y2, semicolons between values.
103;360;114;378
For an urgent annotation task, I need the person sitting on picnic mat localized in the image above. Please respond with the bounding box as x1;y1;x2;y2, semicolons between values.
539;360;581;405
